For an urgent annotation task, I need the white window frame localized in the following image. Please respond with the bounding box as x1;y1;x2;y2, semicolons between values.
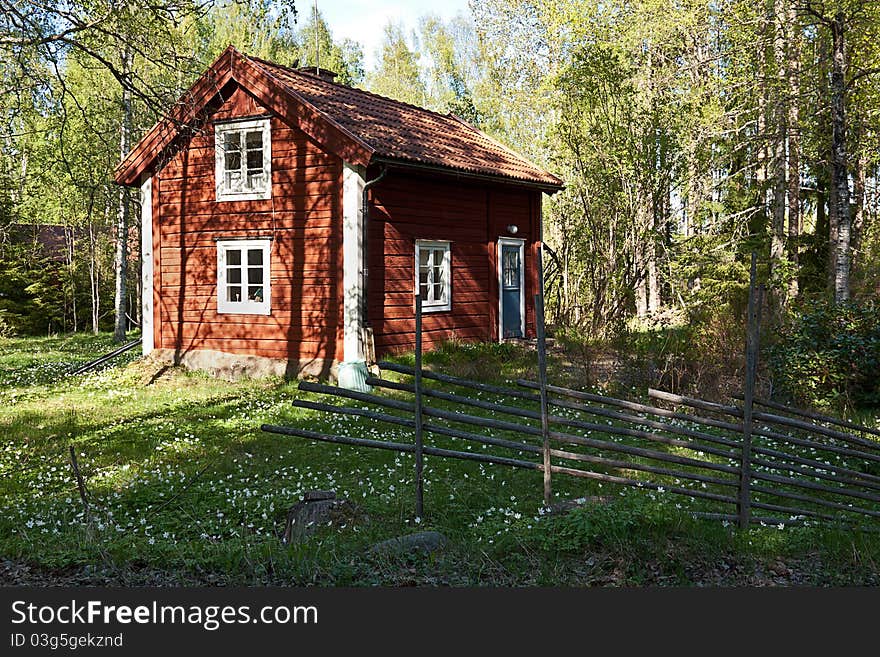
214;118;272;201
415;240;452;313
217;239;272;315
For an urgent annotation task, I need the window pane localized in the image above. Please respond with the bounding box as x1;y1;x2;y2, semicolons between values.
224;132;241;151
433;282;445;302
227;285;242;302
227;249;241;266
246;171;265;190
419;283;429;301
245;130;262;149
246;148;263;171
419;250;431;268
503;250;519;287
224;149;241;172
225;170;242;189
248;286;263;301
227;267;241;284
247;267;262;284
223;132;241;174
248;249;263;266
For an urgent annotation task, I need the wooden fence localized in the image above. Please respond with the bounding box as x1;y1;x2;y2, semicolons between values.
261;268;880;529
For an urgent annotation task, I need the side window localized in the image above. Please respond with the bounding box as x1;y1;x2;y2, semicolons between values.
214;118;272;201
217;239;271;315
415;240;451;312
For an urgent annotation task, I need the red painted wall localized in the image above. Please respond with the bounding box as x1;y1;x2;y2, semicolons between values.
368;170;540;356
154;82;343;375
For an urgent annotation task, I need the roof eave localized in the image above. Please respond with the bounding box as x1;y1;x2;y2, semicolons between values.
371;156;564;193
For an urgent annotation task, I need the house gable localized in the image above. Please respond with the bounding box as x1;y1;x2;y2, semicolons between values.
115;46;373;186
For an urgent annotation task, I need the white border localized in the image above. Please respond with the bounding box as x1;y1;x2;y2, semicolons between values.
140;176;154;355
216;239;272;315
497;237;525;341
215;118;272;201
415;240;452;313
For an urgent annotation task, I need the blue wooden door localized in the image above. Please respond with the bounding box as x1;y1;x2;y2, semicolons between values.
501;243;523;338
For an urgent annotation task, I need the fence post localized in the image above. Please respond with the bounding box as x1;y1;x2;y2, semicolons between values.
414;292;424;518
739;252;761;529
535;292;552;507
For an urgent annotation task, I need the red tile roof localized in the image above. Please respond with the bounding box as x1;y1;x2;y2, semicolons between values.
245;55;561;189
115;47;562;190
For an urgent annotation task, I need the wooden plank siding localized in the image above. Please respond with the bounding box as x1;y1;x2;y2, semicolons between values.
367;170;540;356
155;83;343;373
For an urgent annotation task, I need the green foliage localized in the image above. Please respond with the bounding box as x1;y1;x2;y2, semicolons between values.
610;298;748;397
367;23;427;106
0;245;66;335
194;0;298;64
669;235;752;318
295;9;365;85
768;300;880;410
535;499;658;555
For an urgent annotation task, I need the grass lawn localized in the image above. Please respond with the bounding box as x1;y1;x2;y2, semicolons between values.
2;333;879;586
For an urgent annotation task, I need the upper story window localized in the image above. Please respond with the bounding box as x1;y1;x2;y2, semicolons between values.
217;239;271;315
415;240;451;312
214;118;272;201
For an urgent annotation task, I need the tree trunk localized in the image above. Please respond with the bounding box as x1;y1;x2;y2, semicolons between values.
113;48;133;342
686;156;701;237
786;0;801;301
770;0;787;299
647;205;659;314
66;225;77;333
755;9;769;227
830;14;851;303
852;147;866;257
635;244;648;318
89;219;99;334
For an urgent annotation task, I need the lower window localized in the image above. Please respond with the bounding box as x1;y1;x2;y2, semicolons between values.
415;240;451;312
217;239;271;314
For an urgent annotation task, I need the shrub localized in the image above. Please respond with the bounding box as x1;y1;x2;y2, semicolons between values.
610;306;747;399
768;300;880;410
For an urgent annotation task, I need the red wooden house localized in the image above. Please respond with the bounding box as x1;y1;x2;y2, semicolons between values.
115;46;562;384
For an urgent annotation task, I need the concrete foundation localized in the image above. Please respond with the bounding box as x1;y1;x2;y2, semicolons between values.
151;348;337;382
